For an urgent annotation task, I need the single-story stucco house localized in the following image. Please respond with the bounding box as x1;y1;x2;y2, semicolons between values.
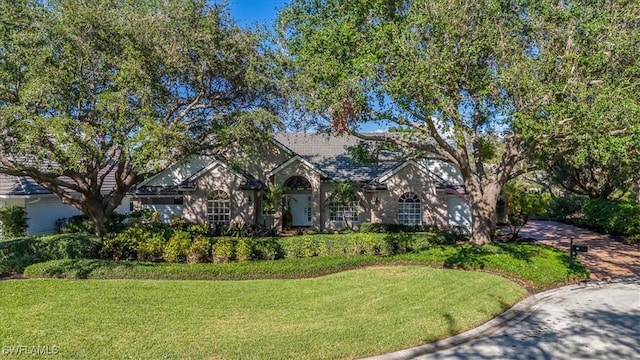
130;133;471;231
0;174;131;237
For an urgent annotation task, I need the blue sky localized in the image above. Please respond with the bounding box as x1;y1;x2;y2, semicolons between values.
227;0;289;28
224;0;389;132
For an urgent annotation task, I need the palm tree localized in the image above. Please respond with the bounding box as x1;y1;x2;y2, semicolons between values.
262;184;294;231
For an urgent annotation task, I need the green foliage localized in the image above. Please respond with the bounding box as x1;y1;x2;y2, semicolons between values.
0;234;98;276
358;222;441;234
549;196;640;242
100;230;142;261
235;238;254;262
58;215;95;234
187;236;211;263
0;206;28;239
58;213;130;235
0;0;281;236
137;235;165;262
24;243;589;289
212;237;235;263
581;200;640;236
503;182;550;237
186;223;211;237
253;238;284;260
163;231;192;263
549;195;586;220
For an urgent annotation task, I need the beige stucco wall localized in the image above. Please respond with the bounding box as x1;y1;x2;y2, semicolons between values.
272;159;322;229
370;164;447;227
132;141;454;230
321;183;372;231
183;164;256;225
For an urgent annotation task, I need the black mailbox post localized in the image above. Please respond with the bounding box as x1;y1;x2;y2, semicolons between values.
571;244;588;256
569;238;588;268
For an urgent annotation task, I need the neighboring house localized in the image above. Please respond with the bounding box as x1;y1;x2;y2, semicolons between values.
0;173;131;236
130;133;471;231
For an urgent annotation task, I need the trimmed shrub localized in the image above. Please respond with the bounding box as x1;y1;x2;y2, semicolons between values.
188;236;211;263
358;222;440;233
582;199;640;235
100;232;140;261
253;238;284;260
549;195;585;220
212;237;235;263
186;223;210;236
0;206;28;239
137;235;165;262
549;196;640;241
163;231;192;263
0;234;99;276
236;238;254;262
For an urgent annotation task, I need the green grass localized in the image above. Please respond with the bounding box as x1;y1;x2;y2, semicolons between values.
1;267;526;359
25;243;589;289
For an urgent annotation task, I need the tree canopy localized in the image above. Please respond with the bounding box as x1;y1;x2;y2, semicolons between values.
0;0;282;235
278;0;640;244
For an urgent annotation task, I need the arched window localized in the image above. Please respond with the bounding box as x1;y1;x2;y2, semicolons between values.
398;192;421;225
207;190;230;225
284;176;312;190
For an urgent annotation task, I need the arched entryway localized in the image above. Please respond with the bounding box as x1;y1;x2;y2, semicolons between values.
284;176;313;226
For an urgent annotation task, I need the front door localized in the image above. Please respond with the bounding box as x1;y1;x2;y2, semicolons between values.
288;194;312;226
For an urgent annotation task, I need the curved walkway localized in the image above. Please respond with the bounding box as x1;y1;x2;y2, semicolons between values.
367;221;640;360
519;220;640;280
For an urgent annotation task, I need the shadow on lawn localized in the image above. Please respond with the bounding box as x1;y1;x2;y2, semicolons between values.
442;243;589;280
442;243;541;269
32;259;145;279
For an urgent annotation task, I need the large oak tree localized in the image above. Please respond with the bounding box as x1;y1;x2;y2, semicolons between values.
278;0;639;244
0;0;282;236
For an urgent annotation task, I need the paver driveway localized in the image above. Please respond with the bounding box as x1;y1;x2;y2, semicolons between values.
519;220;640;280
367;221;640;360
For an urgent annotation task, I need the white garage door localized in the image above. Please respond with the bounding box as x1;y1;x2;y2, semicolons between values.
447;196;471;230
27;198;82;235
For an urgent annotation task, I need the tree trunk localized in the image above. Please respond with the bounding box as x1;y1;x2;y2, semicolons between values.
86;206;108;239
466;181;501;245
82;191;127;239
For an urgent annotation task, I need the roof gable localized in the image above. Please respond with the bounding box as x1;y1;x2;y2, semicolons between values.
376;160;441;185
186;160;247;183
137;155;213;187
268;155;330;179
273;133;396;181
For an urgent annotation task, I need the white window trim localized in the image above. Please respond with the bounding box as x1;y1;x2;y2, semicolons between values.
328;200;359;223
398;192;422;226
207;191;231;225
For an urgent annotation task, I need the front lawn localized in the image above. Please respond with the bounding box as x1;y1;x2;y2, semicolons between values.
1;266;525;359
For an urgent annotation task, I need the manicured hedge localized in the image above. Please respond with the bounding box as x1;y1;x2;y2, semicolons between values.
23;243;590;289
1;231;454;275
0;234;99;276
549;196;640;243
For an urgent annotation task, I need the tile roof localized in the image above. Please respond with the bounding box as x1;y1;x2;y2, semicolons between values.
0;158;126;197
273;133;397;182
0;173;51;196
